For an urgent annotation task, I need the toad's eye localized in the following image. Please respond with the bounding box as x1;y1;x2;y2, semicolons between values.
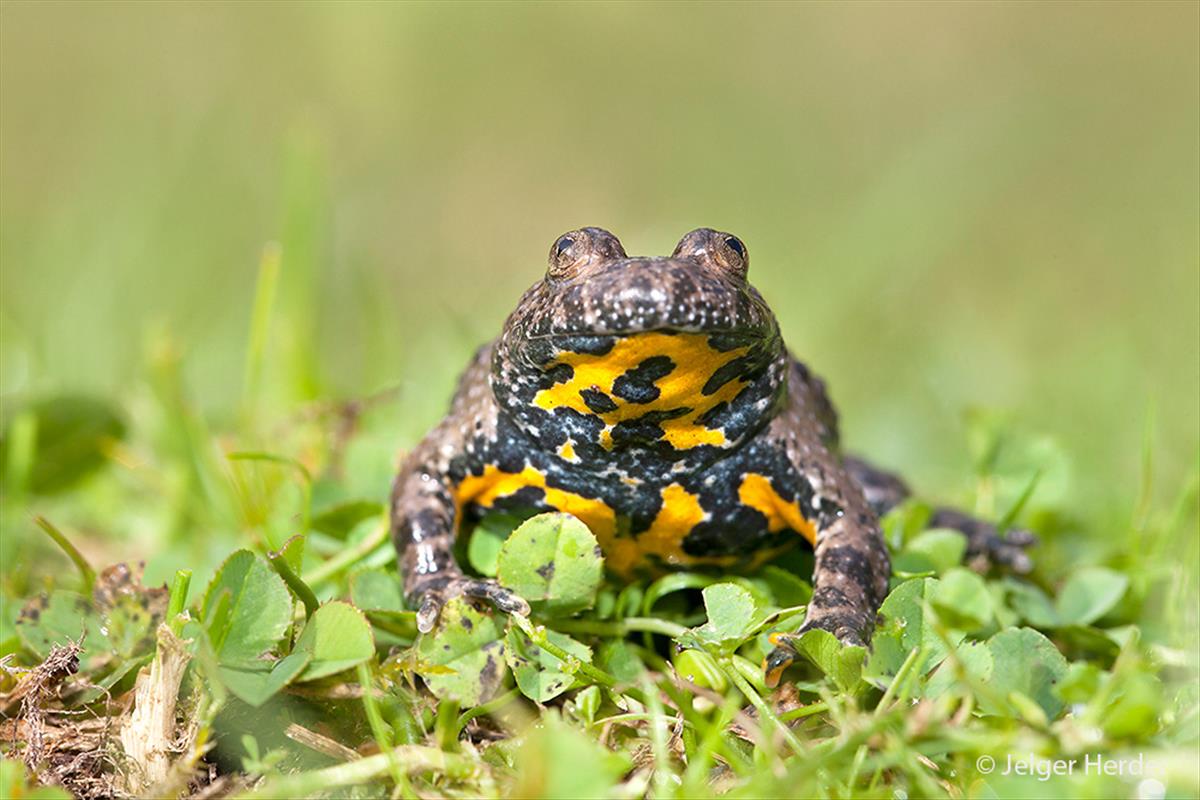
724;236;745;260
553;235;575;260
547;234;583;279
718;233;749;275
547;227;626;280
673;228;749;277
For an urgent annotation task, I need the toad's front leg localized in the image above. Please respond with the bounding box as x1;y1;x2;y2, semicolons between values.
761;449;891;686
391;442;529;633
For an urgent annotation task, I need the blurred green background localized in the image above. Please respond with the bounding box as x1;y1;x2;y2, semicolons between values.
1;2;1197;562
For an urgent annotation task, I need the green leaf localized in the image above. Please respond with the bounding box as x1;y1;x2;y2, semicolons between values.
15;590;111;671
295;601;376;681
931;568;994;632
505;627;592;702
219;650;312;707
201;550;292;665
864;578;963;687
572;685;601;726
1003;579;1061;628
1101;669;1162;738
1055;661;1103;705
793;628;866;691
512;713;630;799
749;565;812;609
893;528;967;575
982;627;1069;719
0;395;125;495
468;513;520;577
310;500;383;540
642;572;716;613
879;500;934;552
1055;566;1128;626
416;597;506;705
687;583;762;651
672;648;727;691
924;639;993;698
597;640;645;683
497;513;603;615
1054;624;1120;660
349;569;406;612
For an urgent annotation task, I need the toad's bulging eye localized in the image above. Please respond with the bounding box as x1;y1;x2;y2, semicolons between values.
547;227;626;280
547;234;582;279
725;236;745;260
672;228;749;277
720;234;748;274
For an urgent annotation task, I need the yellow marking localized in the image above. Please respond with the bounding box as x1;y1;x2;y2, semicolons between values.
557;439;578;462
737;473;817;544
532;332;749;450
605;483;709;574
455;465;616;543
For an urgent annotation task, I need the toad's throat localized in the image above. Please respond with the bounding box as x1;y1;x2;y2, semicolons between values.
531;331;751;450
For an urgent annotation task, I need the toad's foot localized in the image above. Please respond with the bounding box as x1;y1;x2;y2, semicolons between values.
412;576;531;633
931;508;1037;574
762;621;867;688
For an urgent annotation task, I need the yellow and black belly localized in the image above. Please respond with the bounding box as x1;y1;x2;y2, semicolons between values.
459;329;812;577
451;433;818;578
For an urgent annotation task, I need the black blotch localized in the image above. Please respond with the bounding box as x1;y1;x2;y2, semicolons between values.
543;363;574;386
556;335;616;356
706;332;754;352
481;652;500;686
696;400;730;428
483;486;548;514
612;356;674;404
536;562;555;581
610;407;690;448
461;616;473;630
493;449;528;474
702;353;759;396
580;388;618;414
